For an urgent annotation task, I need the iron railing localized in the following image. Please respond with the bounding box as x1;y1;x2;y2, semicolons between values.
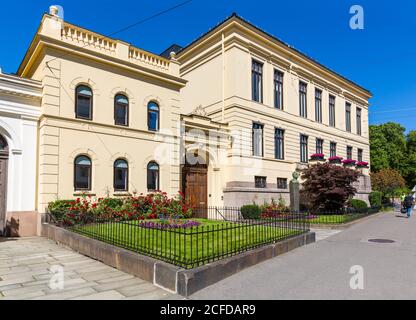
61;209;309;269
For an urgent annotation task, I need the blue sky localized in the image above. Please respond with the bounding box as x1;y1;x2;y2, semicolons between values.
1;0;415;131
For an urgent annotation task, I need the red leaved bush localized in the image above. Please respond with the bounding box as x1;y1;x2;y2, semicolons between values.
301;163;360;212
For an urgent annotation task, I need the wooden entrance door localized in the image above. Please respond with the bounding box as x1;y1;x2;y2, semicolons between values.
182;165;208;218
0;135;8;236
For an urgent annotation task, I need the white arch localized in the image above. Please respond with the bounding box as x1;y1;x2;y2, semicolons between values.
0;119;21;151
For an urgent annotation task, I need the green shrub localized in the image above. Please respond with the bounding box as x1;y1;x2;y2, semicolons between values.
369;191;382;207
47;200;74;221
241;204;261;219
349;199;368;210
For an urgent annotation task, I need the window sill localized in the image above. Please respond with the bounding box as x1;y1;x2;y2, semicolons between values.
73;192;96;197
113;192;131;197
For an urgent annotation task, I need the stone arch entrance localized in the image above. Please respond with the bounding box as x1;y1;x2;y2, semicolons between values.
0;134;9;235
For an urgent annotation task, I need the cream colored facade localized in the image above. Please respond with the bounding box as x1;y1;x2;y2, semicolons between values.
177;14;372;206
18;12;186;216
15;9;372;232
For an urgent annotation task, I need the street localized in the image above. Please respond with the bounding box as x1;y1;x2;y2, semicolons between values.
191;212;416;299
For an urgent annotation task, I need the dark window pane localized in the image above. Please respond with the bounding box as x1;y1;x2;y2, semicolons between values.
275;128;284;160
114;159;128;191
74;156;91;190
115;95;128;126
300;134;308;163
315;89;322;123
299;82;307;118
147;162;159;190
274;70;284;109
347;146;353;159
346;102;351;132
316;138;323;154
329;95;336;127
252;60;263;103
148;102;159;131
330;142;337;157
277;178;287;189
255;176;267;188
358;149;363;162
356;108;362;135
76;86;92;119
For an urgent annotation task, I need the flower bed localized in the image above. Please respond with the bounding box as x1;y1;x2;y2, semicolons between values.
47;191;192;227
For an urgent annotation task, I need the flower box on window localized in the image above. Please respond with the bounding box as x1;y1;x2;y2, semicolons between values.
356;161;369;168
328;156;343;164
342;159;356;167
310;153;325;161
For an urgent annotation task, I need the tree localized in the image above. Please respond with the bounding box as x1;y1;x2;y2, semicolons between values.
369;122;406;173
371;168;406;200
301;163;360;211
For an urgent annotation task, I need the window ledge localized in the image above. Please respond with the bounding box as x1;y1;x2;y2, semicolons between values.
73;192;96;197
113;192;132;197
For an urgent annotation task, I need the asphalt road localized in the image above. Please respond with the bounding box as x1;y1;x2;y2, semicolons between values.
190;211;416;300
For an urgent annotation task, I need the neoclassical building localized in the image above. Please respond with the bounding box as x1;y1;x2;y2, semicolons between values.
13;7;372;234
0;70;41;236
175;13;372;207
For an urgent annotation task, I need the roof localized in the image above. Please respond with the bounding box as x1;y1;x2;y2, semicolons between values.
160;44;183;59
176;13;371;96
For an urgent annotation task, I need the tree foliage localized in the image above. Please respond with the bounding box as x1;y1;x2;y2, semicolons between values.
301;163;360;211
370;168;406;199
370;123;416;189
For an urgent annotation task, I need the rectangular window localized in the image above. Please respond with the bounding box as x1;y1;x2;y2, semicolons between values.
315;89;322;123
252;123;264;157
299;81;307;118
347;146;353;159
316;138;324;154
300;134;308;163
358;148;363;162
275;128;285;160
274;70;284;109
277;178;288;190
252;60;263;103
346;102;351;132
330;142;337;158
356;108;362;135
255;176;267;188
329;95;336;127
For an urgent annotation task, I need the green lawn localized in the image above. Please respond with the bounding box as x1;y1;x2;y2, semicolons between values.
306;214;366;224
69;219;305;268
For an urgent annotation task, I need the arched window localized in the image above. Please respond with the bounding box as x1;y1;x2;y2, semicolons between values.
75;85;93;120
114;94;129;126
148;102;159;131
114;159;128;191
147;161;159;191
74;155;92;190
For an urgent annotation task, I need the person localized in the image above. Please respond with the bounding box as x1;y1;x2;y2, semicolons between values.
403;193;414;218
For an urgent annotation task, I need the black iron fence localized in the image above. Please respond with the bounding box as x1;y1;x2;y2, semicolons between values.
57;210;309;269
298;206;381;225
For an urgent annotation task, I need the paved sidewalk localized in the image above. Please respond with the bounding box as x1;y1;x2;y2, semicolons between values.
191;212;416;300
0;237;180;300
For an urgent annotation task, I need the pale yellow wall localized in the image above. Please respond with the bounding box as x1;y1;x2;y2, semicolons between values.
21;16;184;213
179;20;371;193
